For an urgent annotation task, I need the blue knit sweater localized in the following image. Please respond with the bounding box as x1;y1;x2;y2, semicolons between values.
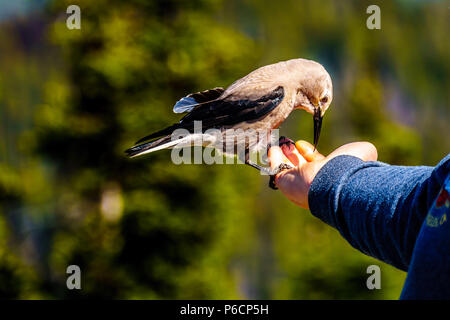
308;153;450;299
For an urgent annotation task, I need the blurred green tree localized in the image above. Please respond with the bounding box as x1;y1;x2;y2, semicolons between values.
36;0;263;298
0;0;448;299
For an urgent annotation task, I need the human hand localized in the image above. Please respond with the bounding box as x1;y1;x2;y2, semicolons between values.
268;140;378;208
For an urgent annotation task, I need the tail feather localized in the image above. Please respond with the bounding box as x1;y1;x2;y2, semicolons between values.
125;136;175;158
135;124;180;144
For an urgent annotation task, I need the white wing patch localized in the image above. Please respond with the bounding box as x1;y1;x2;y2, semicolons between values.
173;87;225;114
173;96;198;114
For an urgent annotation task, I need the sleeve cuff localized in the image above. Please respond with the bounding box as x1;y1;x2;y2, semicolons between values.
307;155;365;229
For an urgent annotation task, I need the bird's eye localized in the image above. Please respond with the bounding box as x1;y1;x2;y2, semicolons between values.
320;96;328;104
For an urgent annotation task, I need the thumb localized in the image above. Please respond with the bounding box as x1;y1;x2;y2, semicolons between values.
295;140;325;162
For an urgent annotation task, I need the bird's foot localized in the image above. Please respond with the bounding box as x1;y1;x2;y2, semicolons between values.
268;163;293;190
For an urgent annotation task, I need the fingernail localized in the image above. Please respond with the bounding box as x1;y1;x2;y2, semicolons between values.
281;142;295;154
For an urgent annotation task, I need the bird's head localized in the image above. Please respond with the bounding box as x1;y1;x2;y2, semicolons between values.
291;59;333;149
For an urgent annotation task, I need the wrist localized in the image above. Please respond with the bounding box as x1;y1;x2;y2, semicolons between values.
307;155;366;226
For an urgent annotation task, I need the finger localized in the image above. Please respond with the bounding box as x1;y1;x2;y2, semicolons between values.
295;140;325;162
327;142;378;162
268;146;293;170
280;142;306;166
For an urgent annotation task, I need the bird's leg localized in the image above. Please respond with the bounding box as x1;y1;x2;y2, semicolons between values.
243;146;292;190
243;148;266;172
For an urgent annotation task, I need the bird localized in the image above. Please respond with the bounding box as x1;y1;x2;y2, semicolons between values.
126;58;333;189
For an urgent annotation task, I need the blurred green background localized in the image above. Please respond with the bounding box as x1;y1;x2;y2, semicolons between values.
0;0;448;299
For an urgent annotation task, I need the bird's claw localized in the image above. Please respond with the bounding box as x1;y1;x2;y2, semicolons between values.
269;163;293;190
278;136;295;148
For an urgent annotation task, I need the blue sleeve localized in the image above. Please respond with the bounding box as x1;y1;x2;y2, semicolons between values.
400;174;450;299
308;153;450;271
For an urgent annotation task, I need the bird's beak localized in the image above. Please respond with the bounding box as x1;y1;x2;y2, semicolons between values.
313;107;323;151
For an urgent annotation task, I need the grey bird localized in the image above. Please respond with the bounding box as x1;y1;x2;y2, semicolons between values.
126;58;333;189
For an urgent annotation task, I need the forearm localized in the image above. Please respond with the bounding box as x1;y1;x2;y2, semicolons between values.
308;154;449;271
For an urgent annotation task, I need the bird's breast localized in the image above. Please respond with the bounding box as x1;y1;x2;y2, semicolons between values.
259;98;294;130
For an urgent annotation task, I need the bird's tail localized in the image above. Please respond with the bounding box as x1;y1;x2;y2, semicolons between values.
125;136;178;158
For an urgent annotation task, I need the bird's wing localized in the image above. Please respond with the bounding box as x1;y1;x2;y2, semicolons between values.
173;87;225;113
134;86;285;144
179;85;285;128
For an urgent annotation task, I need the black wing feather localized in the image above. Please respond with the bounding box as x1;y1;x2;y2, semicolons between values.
133;86;284;144
179;86;284;127
187;87;225;103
